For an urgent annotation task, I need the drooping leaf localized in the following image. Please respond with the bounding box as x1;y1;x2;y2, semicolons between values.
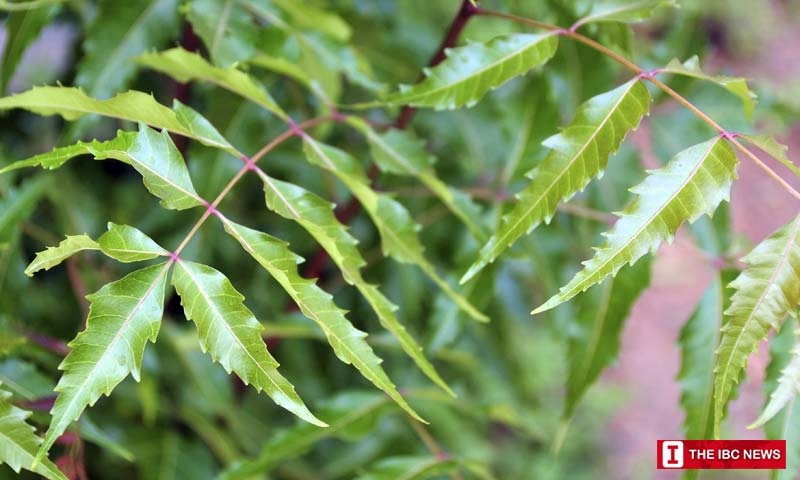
462;80;651;283
763;325;800;480
185;0;257;67
24;234;99;276
382;33;558;110
254;173;442;405
534;137;738;314
170;259;325;427
0;3;59;93
76;0;179;99
137;47;287;119
750;333;800;428
347;117;487;242
564;257;651;419
0;86;236;153
714;214;800;438
356;455;461;480
572;0;676;29
37;263;169;462
97;222;169;263
660;56;757;118
302;138;487;322
741;134;800;179
0;384;67;480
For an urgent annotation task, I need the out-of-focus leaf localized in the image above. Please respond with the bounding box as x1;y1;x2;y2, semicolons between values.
534;137;737;314
0;3;59;93
382;33;558;110
76;0;179;99
741;134;800;179
24;234;99;276
660;56;757;118
763;326;800;480
170;259;325;427
462;80;651;283
36;263;169;462
572;0;676;29
750;336;800;428
715;214;800;438
355;455;461;480
0;176;48;243
97;222;169;263
0;384;66;480
0;358;54;400
185;0;257;67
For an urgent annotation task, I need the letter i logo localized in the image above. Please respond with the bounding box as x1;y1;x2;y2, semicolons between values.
662;441;684;468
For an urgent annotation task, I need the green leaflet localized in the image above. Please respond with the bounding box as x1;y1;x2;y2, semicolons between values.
97;222;169;263
382;33;558;110
170;260;325;427
24;234;99;276
0;176;49;244
356;456;460;480
660;56;757;118
572;0;676;29
763;326;800;480
220;391;393;479
741;134;800;178
254;171;446;404
750;333;800;428
347;117;488;242
1;3;59;93
76;0;179;99
714;214;800;438
0;384;67;480
0;86;236;153
137;47;287;119
534;137;737;314
462;80;651;284
267;0;350;42
185;0;257;67
564;257;651;420
302;138;487;322
37;263;169;462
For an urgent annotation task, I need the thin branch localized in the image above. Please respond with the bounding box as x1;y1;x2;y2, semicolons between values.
476;8;800;201
406;416;463;480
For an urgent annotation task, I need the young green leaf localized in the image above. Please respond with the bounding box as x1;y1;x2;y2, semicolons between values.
0;384;67;480
75;0;179;99
347;117;487;242
37;263;169;462
137;47;287;119
462;80;651;284
763;325;800;480
660;56;757;118
303;138;487;322
714;214;800;438
25;234;99;276
97;222;169;263
382;33;558;110
572;0;676;29
170;259;325;427
0;86;235;152
534;136;737;314
255;171;445;404
741;134;800;179
564;257;651;420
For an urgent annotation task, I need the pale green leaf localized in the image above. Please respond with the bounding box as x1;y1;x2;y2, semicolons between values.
564;257;651;419
97;222;168;263
714;214;800;438
75;0;179;99
24;234;99;276
356;455;460;480
741;134;800;179
347;117;487;242
534;137;738;314
0;86;236;153
267;0;350;41
1;3;59;93
382;33;558;109
660;56;757;118
0;385;67;480
37;263;169;462
137;47;287;119
573;0;676;29
462;80;651;283
763;325;800;480
185;0;257;67
303;138;487;322
255;171;450;400
170;260;325;427
750;334;800;428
